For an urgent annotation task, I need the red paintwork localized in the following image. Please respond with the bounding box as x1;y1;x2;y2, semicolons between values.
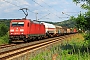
9;19;45;37
73;28;77;33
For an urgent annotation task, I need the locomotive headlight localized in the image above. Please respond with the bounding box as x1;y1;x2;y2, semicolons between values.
20;29;24;32
21;33;23;34
10;29;14;32
11;33;13;34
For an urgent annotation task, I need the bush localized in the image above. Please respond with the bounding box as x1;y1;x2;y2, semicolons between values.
0;32;9;44
84;32;90;40
0;23;8;37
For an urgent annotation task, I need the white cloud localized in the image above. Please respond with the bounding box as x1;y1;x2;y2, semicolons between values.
36;0;43;4
0;0;87;22
49;1;58;5
33;10;39;13
0;0;31;13
16;0;31;7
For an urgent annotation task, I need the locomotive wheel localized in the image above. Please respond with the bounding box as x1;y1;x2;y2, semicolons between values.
9;39;12;43
23;39;28;43
24;40;27;43
40;36;43;40
38;37;41;40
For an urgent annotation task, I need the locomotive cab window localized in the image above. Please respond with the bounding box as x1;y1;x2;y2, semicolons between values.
11;22;24;26
27;23;29;27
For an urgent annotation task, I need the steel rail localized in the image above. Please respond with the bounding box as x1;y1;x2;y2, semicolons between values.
0;34;75;60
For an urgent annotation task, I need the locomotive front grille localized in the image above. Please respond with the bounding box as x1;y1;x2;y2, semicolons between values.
9;35;25;40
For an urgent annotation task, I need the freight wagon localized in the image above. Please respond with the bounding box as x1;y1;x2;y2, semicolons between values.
9;19;78;43
54;26;64;36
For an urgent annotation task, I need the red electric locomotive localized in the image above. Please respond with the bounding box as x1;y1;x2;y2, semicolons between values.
9;19;45;42
9;8;46;43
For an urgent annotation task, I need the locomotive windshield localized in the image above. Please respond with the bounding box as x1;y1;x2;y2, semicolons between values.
11;22;24;26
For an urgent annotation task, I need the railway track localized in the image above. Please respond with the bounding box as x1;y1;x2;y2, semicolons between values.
0;44;16;48
0;34;75;60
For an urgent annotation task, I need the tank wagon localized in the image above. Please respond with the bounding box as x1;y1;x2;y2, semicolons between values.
41;22;56;37
9;19;45;42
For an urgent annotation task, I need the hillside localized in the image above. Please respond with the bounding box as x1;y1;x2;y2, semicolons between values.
0;19;11;27
40;20;76;28
0;19;76;28
54;20;76;28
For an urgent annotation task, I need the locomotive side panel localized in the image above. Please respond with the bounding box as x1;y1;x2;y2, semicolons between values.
30;23;36;34
40;24;45;34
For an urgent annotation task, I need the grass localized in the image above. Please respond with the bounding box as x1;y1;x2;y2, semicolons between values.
0;33;89;59
30;33;90;60
0;33;9;45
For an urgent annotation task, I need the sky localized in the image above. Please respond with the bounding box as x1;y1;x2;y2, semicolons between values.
0;0;87;22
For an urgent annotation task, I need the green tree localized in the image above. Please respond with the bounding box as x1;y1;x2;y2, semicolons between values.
69;14;86;31
0;23;8;37
73;0;90;30
76;14;87;31
73;0;90;41
69;16;76;21
73;0;90;6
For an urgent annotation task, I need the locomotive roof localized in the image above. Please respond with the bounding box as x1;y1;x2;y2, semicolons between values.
11;19;43;24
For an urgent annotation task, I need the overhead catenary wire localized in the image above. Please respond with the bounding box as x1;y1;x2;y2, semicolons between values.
40;0;59;14
32;0;63;20
15;0;50;20
39;0;71;19
31;0;44;8
38;13;50;20
40;0;80;18
2;0;35;14
2;0;52;20
62;11;80;17
15;0;31;9
15;0;35;13
2;0;69;20
14;0;51;20
3;0;65;20
2;0;22;8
